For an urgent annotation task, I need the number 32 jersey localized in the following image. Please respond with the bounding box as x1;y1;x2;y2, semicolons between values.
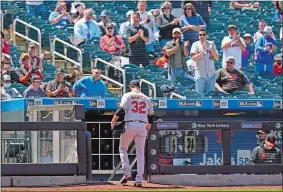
119;90;154;123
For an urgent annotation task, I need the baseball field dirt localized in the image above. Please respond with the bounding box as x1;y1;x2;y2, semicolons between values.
1;182;282;191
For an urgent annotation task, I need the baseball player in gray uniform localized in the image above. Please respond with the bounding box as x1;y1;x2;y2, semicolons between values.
111;80;154;187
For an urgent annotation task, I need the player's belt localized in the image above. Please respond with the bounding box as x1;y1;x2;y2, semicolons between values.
126;120;147;124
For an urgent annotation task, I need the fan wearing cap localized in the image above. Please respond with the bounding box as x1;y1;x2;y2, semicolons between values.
164;28;190;81
100;22;126;55
221;25;246;70
74;8;100;41
46;68;73;98
253;20;276;44
1;74;22;100
23;75;46;98
28;42;44;71
256;129;269;147
273;54;283;76
250;134;281;164
98;10;118;36
215;56;255;94
73;67;106;97
110;79;154;187
241;33;254;69
255;26;277;74
15;53;44;86
119;10;134;38
49;2;74;28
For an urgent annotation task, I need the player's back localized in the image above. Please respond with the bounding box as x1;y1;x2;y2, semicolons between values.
122;90;153;123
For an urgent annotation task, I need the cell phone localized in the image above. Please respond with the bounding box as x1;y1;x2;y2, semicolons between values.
60;81;66;86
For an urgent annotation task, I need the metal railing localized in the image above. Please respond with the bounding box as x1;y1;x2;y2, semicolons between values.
1;9;3;32
170;92;185;99
93;58;126;94
83;74;124;96
13;18;42;56
52;37;83;73
140;79;156;98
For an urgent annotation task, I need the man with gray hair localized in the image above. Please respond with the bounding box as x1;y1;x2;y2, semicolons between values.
74;8;101;40
215;56;254;94
119;10;134;37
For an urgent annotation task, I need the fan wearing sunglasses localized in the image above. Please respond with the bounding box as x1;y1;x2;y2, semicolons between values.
157;1;181;49
100;23;126;55
273;54;283;76
215;56;254;95
179;3;206;52
191;29;219;95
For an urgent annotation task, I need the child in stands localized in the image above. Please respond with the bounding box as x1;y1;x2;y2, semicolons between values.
155;48;170;68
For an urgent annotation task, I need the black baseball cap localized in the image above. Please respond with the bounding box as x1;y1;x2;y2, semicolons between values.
129;80;140;88
31;75;41;82
55;68;64;74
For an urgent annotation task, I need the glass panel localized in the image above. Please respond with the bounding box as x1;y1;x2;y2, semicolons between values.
159;130;221;165
232;129;282;165
1;130;77;164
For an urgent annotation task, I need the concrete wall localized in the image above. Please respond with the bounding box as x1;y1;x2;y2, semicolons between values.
150;175;282;186
1;176;86;187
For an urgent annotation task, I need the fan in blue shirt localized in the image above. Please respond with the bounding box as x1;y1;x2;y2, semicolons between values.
73;68;106;97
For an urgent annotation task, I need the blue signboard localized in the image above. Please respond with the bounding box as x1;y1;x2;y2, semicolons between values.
1;98;282;112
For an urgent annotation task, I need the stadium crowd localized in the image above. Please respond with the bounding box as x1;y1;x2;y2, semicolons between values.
1;0;283;100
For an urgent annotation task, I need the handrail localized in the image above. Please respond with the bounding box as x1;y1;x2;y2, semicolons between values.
13;18;42;56
1;10;3;32
139;79;156;98
170;92;185;99
52;37;83;73
83;74;123;96
93;58;126;94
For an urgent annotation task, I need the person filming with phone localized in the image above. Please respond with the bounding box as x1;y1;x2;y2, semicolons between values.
46;68;73;98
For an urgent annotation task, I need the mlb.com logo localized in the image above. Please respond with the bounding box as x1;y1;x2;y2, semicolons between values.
241;122;262;129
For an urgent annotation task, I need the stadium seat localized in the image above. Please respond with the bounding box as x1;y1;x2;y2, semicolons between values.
182;90;203;98
11;83;27;93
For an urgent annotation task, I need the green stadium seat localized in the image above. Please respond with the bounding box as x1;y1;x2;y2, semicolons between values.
11;83;27;93
123;64;139;69
182;90;203;98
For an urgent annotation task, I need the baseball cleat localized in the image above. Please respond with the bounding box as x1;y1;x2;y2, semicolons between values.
120;175;131;185
134;182;142;187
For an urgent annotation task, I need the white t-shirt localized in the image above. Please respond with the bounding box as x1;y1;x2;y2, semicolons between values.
26;0;44;5
222;36;244;70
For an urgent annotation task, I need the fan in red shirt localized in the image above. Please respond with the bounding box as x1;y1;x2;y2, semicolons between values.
100;22;126;55
273;54;282;76
1;31;10;54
